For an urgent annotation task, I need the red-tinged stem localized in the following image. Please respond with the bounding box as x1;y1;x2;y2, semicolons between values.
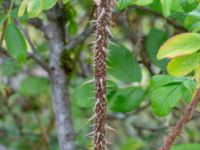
159;88;200;150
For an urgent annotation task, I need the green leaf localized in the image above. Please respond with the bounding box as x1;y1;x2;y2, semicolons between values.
171;144;200;150
134;0;154;6
157;33;200;60
68;20;78;35
63;0;70;4
150;75;195;116
184;9;200;32
121;138;143;150
73;80;94;108
146;28;169;69
109;87;145;112
182;79;196;103
0;15;6;27
42;0;57;10
150;75;185;91
73;80;118;108
1;59;21;76
18;0;27;17
108;43;141;83
181;0;198;12
161;0;173;17
151;82;186;116
27;0;42;18
5;23;27;63
20;77;50;96
117;0;133;10
167;52;200;76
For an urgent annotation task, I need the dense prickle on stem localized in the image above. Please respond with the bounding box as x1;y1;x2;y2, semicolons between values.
92;0;112;150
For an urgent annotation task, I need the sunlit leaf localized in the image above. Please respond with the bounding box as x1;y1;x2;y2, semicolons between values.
42;0;57;10
18;0;27;17
27;0;42;18
117;0;133;10
184;9;200;32
63;0;70;4
167;52;200;76
161;0;173;17
157;33;200;60
134;0;154;6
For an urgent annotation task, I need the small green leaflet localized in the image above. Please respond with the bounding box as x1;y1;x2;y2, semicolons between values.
5;23;27;63
18;0;27;17
167;52;200;77
171;144;200;150
120;138;143;150
108;43;141;83
63;0;70;4
181;0;198;13
184;9;200;32
25;0;58;17
146;28;168;69
73;80;94;108
150;75;196;116
42;0;57;10
2;59;21;76
68;20;78;36
109;86;145;112
20;77;50;96
134;0;154;6
117;0;133;10
150;75;185;91
27;0;42;18
161;0;173;17
157;33;200;60
117;0;154;10
0;15;6;28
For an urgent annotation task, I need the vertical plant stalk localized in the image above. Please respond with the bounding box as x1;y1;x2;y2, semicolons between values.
45;5;76;150
92;0;112;150
159;88;200;150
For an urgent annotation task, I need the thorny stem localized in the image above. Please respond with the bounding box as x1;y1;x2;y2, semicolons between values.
92;0;112;150
159;88;200;150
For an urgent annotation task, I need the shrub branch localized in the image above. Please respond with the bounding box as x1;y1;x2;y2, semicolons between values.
159;88;200;150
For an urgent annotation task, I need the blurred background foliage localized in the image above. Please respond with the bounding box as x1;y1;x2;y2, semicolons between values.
0;0;200;150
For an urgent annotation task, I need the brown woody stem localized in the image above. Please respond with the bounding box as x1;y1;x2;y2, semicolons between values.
159;88;200;150
92;0;112;150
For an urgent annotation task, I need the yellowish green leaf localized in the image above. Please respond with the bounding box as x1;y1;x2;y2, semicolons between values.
18;0;27;17
42;0;57;10
157;33;200;60
27;0;42;18
167;52;200;77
